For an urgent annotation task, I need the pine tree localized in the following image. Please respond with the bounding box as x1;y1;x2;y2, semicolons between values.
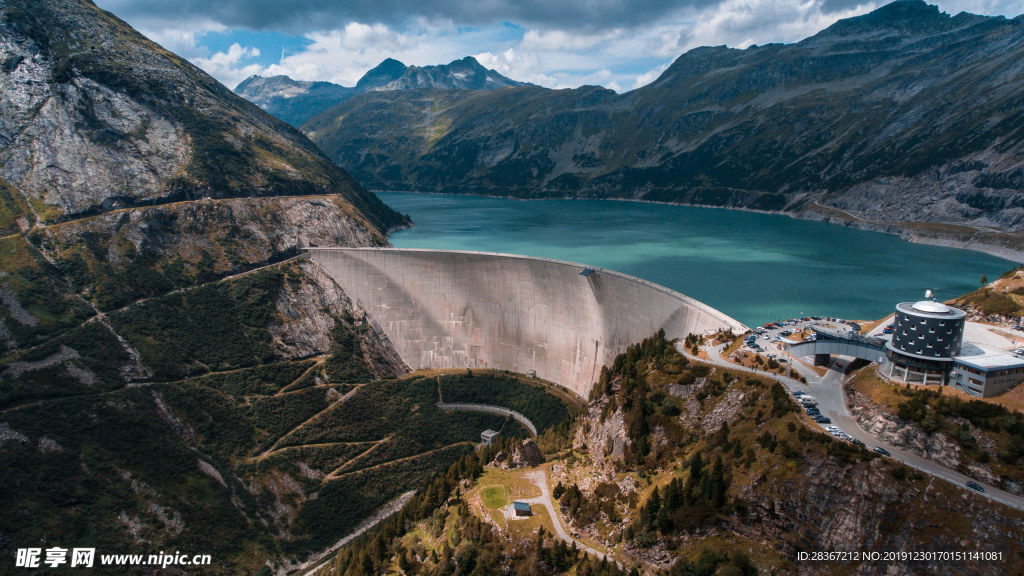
641;486;661;529
711;455;727;508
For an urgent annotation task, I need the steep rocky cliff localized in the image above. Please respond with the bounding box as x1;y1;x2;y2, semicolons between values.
305;1;1024;246
0;0;403;229
0;1;413;573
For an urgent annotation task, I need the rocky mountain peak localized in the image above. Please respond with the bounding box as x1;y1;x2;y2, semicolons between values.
236;55;525;126
818;0;949;37
355;57;409;89
368;56;524;92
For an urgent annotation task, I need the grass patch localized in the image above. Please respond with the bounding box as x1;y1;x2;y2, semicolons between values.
480;486;508;509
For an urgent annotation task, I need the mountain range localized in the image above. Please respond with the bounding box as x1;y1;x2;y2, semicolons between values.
235;56;524;127
4;1;1024;574
294;0;1024;246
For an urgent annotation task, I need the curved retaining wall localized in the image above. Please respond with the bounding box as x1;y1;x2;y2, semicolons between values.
307;248;746;399
436;402;538;436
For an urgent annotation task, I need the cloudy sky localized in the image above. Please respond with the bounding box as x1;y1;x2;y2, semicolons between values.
95;0;1024;92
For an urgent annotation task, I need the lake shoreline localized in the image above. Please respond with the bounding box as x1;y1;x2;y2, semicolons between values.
375;190;1024;266
376;191;1016;327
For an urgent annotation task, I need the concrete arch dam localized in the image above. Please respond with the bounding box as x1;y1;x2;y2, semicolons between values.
307;248;747;399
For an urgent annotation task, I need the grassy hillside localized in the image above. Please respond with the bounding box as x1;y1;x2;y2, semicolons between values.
952;266;1024;317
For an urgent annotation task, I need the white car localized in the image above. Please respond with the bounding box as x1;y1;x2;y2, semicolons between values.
826;425;839;432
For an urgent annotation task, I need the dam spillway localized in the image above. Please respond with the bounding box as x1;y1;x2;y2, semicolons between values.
307;248;747;398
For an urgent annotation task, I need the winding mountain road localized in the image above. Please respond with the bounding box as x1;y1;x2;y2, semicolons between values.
681;341;1024;512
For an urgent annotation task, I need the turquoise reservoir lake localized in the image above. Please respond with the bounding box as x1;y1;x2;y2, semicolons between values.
379;192;1016;327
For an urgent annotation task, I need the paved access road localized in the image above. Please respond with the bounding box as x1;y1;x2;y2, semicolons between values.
684;340;1024;512
520;470;615;564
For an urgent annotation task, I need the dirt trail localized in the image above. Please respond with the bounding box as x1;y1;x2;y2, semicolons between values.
277;358;326;395
324;441;472;483
256;384;365;458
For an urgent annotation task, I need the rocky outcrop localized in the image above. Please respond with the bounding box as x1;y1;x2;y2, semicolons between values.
846;381;962;469
700;385;747;435
845;379;1024;496
271;262;349;359
737;451;1024;576
270;260;407;378
0;31;188;215
576;394;628;469
491;439;545;469
854;410;962;469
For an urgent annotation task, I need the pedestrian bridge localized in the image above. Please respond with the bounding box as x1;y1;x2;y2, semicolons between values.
785;326;887;364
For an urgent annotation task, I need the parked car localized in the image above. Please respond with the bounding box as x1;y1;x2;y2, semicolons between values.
852;439;865;447
873;447;890;456
965;481;985;493
815;416;831;424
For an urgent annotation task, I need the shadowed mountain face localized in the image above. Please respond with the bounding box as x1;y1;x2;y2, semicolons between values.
303;0;1024;233
235;56;524;127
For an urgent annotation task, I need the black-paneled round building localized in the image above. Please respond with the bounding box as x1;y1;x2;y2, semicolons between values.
884;300;966;383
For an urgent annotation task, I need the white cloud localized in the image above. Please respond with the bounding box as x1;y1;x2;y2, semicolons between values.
100;0;1024;93
680;0;877;51
633;62;671;89
116;16;228;61
192;44;265;88
262;19;474;86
